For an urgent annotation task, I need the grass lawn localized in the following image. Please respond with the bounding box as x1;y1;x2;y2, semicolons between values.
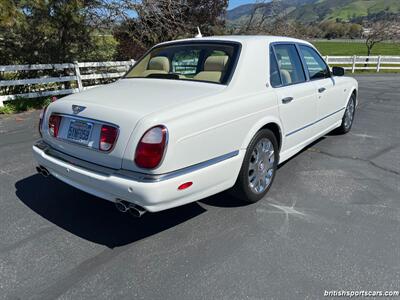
312;41;400;56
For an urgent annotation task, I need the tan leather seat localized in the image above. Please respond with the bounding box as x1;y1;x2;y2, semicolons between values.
142;56;170;77
276;53;292;85
194;56;229;83
280;70;292;85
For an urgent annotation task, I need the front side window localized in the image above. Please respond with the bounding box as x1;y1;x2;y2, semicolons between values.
299;45;331;80
125;42;240;84
273;44;306;86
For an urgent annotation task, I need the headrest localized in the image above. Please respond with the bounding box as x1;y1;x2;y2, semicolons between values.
204;56;229;72
148;56;170;72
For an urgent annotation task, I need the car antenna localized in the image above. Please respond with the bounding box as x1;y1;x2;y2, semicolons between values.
195;27;202;38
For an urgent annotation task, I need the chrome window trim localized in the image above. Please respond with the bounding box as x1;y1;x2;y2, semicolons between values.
297;44;332;81
34;140;239;183
269;42;308;88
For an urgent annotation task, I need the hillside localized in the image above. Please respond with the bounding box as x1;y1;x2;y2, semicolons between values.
227;0;400;23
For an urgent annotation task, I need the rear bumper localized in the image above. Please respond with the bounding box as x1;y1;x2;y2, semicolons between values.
32;140;243;212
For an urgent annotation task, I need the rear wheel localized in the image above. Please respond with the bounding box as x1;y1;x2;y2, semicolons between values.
232;129;278;203
337;93;356;134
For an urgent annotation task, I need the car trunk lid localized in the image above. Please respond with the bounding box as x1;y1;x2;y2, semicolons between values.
42;79;224;169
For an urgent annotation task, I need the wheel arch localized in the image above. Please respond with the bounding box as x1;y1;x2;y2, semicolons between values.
260;123;282;152
351;88;358;106
241;117;283;152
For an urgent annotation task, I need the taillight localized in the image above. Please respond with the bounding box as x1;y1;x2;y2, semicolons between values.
38;106;48;137
135;125;168;169
48;114;62;138
99;125;118;152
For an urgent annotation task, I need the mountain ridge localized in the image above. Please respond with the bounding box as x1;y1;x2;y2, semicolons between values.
227;0;400;23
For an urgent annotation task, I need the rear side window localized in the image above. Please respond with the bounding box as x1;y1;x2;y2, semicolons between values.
269;47;282;87
273;44;306;86
299;45;331;80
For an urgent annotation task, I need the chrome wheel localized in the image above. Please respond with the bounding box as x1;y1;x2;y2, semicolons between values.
248;138;275;194
344;97;355;130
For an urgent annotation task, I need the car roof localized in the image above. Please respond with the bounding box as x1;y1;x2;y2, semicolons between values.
157;35;313;47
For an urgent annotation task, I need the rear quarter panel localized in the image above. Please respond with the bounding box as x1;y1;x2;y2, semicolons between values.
121;89;280;174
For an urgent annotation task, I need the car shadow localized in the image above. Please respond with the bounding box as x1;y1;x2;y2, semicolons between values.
15;137;329;247
200;192;250;208
15;174;206;248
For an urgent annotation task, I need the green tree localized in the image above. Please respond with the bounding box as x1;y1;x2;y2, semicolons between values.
348;23;362;39
0;0;118;64
114;0;228;60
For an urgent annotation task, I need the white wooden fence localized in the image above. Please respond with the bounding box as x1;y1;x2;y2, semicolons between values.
0;60;135;106
1;55;400;107
324;55;400;73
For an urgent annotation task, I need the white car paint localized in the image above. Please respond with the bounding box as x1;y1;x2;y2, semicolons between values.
33;36;358;212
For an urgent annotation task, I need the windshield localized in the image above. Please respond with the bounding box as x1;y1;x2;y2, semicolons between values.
125;42;241;85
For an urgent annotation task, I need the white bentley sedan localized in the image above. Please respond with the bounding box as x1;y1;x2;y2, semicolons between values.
33;36;358;217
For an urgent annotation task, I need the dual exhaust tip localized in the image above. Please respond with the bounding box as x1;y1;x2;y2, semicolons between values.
36;165;146;218
115;199;147;218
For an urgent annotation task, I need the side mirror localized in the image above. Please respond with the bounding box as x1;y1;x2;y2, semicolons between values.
332;66;345;76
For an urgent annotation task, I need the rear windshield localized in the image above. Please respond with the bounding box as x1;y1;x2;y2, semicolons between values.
125;42;241;85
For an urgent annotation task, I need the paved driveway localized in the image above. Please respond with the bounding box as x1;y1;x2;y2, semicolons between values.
0;75;399;299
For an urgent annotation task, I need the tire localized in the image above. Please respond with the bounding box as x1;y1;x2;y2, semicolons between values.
231;129;279;203
336;93;356;134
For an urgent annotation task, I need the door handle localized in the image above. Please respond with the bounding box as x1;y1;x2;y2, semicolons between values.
318;87;326;93
282;97;294;104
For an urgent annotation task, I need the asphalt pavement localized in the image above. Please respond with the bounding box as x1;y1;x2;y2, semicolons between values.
0;75;399;299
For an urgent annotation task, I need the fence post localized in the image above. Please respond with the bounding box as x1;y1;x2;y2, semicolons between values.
74;61;83;92
376;55;382;73
0;98;4;108
352;55;356;73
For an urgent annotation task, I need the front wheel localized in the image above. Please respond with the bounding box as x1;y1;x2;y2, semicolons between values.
337;93;356;134
231;129;278;203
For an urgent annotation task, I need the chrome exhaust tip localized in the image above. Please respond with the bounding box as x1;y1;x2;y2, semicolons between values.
128;205;147;218
36;166;50;178
115;199;147;217
115;200;129;213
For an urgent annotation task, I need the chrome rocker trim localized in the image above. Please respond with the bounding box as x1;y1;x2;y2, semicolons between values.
286;107;345;137
34;140;239;183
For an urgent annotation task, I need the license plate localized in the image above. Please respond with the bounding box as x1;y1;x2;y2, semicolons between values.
67;120;93;144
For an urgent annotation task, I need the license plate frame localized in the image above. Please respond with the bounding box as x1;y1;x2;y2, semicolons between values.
66;119;93;145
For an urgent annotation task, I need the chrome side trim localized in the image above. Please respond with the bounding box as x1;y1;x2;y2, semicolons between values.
286;107;345;137
117;150;239;182
34;140;239;183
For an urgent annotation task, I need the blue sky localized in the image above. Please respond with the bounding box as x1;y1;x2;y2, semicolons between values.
228;0;254;9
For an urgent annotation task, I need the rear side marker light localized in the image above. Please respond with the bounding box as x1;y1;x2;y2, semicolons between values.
178;182;193;190
99;125;118;152
48;115;62;138
135;125;168;169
